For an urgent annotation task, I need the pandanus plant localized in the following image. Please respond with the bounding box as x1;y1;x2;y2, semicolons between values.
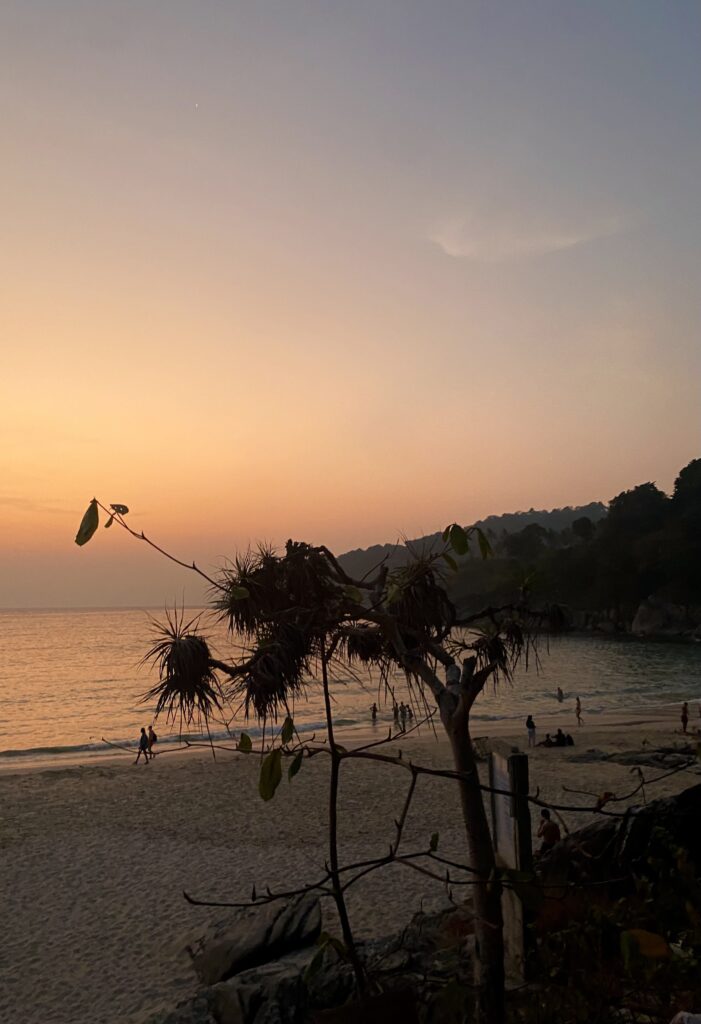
76;499;558;1023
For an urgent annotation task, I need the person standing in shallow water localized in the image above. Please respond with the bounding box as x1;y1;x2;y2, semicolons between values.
681;702;689;734
525;715;536;748
135;727;150;765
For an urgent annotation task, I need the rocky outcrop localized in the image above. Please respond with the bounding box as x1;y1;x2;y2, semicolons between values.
187;895;322;987
631;598;696;638
146;905;473;1024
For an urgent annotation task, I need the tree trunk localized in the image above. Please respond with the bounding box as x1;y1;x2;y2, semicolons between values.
444;699;505;1024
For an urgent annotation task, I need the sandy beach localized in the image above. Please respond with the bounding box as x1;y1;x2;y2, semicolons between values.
2;706;700;1024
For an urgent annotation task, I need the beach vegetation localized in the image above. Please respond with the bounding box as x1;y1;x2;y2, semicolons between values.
75;497;562;1022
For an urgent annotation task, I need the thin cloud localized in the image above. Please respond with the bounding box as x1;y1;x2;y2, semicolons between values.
0;496;79;515
429;210;623;263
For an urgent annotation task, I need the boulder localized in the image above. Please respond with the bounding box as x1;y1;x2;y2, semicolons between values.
188;895;321;987
632;598;692;637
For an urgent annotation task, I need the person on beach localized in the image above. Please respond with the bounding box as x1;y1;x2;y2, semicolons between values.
556;686;564;703
538;733;554;747
406;705;414;723
392;702;399;724
526;714;536;747
148;724;158;757
554;728;567;747
399;703;407;732
681;702;689;734
537;809;561;855
135;727;150;765
370;703;378;723
576;697;583;727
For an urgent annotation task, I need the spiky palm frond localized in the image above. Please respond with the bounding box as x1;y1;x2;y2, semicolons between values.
141;609;222;727
214;541;342;638
387;559;455;646
227;621;313;720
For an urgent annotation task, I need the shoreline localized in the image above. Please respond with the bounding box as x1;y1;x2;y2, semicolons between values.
1;703;697;777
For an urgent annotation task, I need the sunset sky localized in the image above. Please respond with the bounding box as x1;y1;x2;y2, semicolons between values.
1;1;699;608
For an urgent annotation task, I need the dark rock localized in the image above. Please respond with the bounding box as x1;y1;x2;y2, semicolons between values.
188;895;321;987
632;597;694;637
538;783;701;887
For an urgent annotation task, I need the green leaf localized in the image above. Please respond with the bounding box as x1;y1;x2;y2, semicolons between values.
288;749;304;781
476;528;493;560
442;552;458;572
429;832;439;852
280;716;294;745
316;931;349;962
303;945;326;983
109;503;129;515
229;586;250;600
343;584;364;604
441;526;451;542
449;524;469;557
238;732;252;753
259;748;283;801
75;499;99;546
386;584;402;605
104;515;114;529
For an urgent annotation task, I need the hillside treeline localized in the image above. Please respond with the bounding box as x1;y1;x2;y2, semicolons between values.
450;458;701;621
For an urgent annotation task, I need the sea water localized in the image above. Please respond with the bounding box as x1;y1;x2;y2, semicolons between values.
1;607;700;763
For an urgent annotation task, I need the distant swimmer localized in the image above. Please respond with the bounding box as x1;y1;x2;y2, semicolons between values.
134;727;150;765
556;686;564;703
575;697;583;727
681;702;689;734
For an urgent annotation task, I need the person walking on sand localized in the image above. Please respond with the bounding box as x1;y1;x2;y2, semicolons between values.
576;697;583;727
147;724;158;758
370;702;378;723
399;703;407;732
681;701;689;734
556;686;564;703
393;702;399;724
135;727;150;765
526;714;536;748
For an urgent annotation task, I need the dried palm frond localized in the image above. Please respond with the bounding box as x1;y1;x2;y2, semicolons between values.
339;625;386;666
141;609;222;729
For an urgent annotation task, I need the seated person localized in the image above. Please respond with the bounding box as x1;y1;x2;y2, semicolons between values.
537;809;561;855
565;733;575;746
554;728;567;747
537;733;554;747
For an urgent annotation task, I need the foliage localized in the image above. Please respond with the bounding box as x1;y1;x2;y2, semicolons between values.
444;458;701;621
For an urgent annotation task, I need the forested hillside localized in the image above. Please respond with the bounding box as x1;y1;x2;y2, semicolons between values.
339;459;701;630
